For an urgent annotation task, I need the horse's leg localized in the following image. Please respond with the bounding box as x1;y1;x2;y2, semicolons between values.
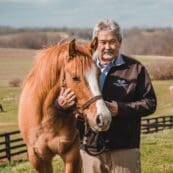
63;153;81;173
27;145;53;173
61;140;82;173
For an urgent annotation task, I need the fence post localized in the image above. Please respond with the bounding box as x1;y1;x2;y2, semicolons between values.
147;119;150;133
171;116;173;128
155;118;158;132
5;133;11;162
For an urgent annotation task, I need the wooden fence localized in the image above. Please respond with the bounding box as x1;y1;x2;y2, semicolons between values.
0;130;27;162
141;115;173;134
0;115;173;162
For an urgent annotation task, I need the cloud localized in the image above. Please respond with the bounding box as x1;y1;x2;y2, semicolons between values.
0;0;51;3
0;0;173;28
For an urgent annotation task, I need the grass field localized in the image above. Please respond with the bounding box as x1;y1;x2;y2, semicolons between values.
141;129;173;173
134;55;173;65
0;80;173;132
0;87;20;132
0;48;37;86
0;48;173;172
0;129;173;173
0;156;64;173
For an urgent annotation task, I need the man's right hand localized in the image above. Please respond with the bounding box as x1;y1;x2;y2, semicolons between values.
56;87;76;110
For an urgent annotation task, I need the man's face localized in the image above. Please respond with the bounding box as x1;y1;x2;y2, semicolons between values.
97;31;121;65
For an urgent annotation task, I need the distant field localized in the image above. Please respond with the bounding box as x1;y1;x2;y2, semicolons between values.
0;48;36;132
0;48;37;86
0;47;172;86
134;54;173;65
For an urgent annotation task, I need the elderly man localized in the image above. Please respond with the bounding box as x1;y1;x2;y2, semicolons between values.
56;19;157;173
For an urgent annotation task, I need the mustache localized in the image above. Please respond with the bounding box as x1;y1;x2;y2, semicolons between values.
103;49;114;54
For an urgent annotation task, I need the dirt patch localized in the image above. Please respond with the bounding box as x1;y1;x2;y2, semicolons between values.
0;122;17;126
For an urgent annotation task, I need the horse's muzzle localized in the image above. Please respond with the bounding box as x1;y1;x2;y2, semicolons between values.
95;114;111;132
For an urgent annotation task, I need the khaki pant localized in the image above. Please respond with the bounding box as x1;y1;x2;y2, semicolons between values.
80;148;141;173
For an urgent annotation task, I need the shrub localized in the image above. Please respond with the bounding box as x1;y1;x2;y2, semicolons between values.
146;59;173;80
9;78;21;87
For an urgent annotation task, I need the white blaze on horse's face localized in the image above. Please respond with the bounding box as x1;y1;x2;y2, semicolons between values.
85;64;112;131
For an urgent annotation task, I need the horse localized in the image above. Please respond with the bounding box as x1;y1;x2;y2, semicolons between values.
18;38;112;173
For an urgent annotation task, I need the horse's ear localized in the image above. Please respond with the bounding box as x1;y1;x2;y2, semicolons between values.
68;38;76;58
89;37;98;54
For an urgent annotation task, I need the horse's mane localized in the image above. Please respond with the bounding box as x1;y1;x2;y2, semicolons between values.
23;41;93;99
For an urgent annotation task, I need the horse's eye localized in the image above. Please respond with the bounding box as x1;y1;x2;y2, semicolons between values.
72;75;80;81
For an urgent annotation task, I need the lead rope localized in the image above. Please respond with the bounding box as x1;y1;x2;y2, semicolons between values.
81;116;106;156
83;118;88;145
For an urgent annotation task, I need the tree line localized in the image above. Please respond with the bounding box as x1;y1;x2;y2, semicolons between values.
0;26;173;56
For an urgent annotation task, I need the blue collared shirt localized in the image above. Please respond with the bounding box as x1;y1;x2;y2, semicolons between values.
96;54;125;90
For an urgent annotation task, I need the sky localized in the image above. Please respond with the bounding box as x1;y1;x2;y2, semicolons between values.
0;0;173;28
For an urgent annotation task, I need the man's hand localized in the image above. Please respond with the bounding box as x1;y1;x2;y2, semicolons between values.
56;87;76;110
105;101;118;117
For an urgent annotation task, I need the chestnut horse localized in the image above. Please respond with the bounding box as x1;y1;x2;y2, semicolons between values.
18;38;112;173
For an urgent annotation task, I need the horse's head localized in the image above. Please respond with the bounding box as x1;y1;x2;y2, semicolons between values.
60;38;112;132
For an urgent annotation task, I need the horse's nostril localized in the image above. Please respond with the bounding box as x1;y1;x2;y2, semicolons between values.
96;115;103;126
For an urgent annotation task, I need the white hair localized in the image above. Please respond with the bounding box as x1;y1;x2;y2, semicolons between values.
93;19;122;43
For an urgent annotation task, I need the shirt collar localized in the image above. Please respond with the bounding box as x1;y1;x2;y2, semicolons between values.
95;53;125;72
114;53;125;66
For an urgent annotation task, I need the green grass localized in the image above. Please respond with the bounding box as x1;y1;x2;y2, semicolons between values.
0;156;64;173
0;87;21;133
141;129;173;173
0;129;173;173
152;80;173;117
